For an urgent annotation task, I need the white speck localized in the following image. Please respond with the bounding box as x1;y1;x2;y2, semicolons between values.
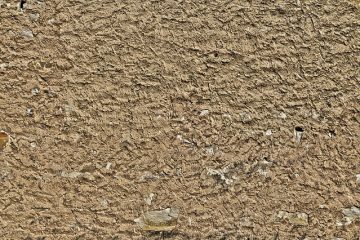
31;87;40;95
265;130;272;136
0;63;8;70
279;112;287;119
356;174;360;183
47;18;55;25
30;142;37;148
199;109;209;116
105;162;112;170
26;108;34;116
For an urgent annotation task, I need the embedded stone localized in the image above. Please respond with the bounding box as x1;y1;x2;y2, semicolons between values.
134;208;179;231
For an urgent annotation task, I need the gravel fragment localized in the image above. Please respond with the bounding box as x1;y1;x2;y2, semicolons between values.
276;211;309;226
134;208;179;231
31;87;40;95
144;193;155;206
207;167;233;185
29;13;39;22
336;206;360;227
356;174;360;183
21;29;34;38
199;109;209;116
342;206;360;218
265;129;272;136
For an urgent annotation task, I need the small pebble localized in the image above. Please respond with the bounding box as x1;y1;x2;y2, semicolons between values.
29;13;39;22
31;87;40;95
26;108;34;116
342;206;360;218
265;129;272;136
240;112;252;123
336;206;360;227
134;208;179;231
61;171;82;179
105;162;112;170
0;63;8;70
199;109;209;116
82;172;95;181
204;146;214;155
21;29;34;38
48;18;56;25
276;211;308;226
144;193;155;206
279;112;287;119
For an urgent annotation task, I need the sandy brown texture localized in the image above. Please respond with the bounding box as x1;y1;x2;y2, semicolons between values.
1;0;360;239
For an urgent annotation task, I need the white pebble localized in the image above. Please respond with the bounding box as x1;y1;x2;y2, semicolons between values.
31;87;40;95
279;112;287;119
21;29;34;38
265;129;272;136
105;162;112;170
199;109;209;116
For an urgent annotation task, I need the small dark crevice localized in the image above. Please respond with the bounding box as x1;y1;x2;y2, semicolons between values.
19;0;26;10
295;126;304;132
329;129;336;137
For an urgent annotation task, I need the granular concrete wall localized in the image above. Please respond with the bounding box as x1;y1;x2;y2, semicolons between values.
0;0;359;239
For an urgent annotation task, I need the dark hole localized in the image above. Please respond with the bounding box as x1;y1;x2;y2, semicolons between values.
20;0;26;9
295;126;304;132
214;52;218;57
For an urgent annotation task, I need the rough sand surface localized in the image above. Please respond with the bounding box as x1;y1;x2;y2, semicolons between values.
0;0;360;239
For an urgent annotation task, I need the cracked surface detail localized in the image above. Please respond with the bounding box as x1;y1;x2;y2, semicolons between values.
0;0;360;239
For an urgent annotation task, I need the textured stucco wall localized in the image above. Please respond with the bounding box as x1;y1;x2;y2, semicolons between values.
0;0;359;239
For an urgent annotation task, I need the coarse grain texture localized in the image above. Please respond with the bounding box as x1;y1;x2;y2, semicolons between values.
0;0;360;239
